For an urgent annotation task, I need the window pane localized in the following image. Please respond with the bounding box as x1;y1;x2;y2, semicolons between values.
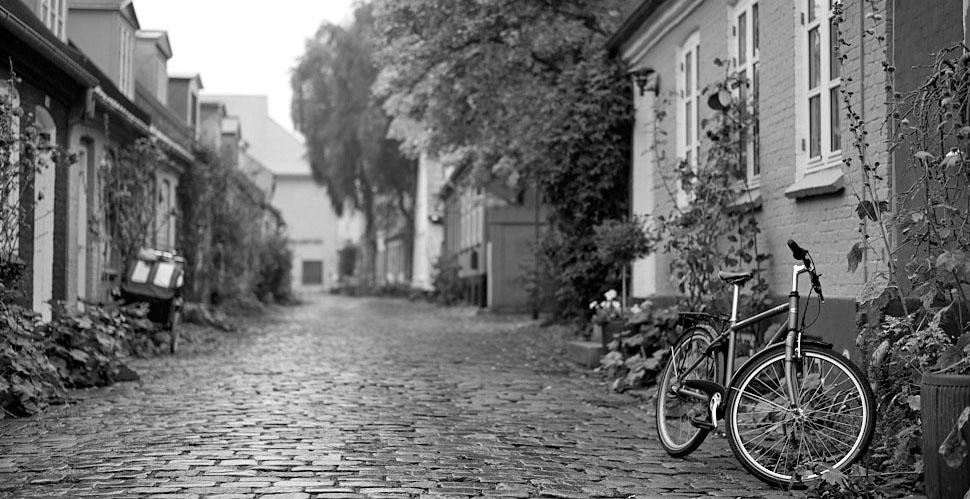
685;51;693;96
753;4;760;54
808;0;821;22
739;70;748;177
829;16;840;79
686;101;692;145
738;13;747;65
753;63;760;176
809;95;821;158
809;27;820;89
830;85;841;151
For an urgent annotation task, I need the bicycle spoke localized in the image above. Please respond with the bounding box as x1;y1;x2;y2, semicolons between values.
740;390;789;412
803;418;845;460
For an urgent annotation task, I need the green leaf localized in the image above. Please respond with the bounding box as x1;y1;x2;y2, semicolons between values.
68;349;89;362
907;395;921;411
856;201;878;221
847;242;865;272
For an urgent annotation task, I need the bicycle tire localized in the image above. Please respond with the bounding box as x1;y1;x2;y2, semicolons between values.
655;325;719;457
725;344;875;486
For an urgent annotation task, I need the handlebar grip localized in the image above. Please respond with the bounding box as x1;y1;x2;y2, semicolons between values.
787;239;808;261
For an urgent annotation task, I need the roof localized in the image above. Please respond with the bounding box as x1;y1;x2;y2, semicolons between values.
65;40;150;125
0;1;98;88
136;29;172;59
606;0;666;56
169;72;203;89
203;94;310;175
66;0;140;29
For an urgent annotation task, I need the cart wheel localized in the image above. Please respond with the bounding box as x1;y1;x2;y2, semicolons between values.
169;307;182;354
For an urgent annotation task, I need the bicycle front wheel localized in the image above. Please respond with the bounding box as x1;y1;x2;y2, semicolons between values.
655;326;719;457
725;344;875;486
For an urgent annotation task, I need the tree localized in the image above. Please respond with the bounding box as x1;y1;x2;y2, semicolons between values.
291;3;417;284
372;0;635;316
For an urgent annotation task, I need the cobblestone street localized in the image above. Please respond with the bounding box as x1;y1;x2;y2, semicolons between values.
0;295;804;499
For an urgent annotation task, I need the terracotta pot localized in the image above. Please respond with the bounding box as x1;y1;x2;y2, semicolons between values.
921;372;970;499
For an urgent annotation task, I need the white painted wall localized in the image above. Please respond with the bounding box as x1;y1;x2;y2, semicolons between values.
631;76;657;299
273;175;341;290
411;153;443;290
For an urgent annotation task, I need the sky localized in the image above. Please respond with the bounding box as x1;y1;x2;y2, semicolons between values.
134;0;358;136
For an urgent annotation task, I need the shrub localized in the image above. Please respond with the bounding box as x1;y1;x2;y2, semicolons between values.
599;303;679;392
0;305;64;417
0;302;158;418
254;231;294;304
431;253;463;305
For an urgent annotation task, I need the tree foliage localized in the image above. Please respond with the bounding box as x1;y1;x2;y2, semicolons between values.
291;3;417;284
373;0;634;316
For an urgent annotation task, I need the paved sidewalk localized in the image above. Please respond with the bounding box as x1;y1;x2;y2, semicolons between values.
0;295;804;498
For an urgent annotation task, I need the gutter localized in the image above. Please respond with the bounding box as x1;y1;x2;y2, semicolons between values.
0;4;97;87
92;86;150;134
606;0;667;56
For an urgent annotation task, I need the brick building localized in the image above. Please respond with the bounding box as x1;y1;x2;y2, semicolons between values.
608;0;967;354
1;0;98;319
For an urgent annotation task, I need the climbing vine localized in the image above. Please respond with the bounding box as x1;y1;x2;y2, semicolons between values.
653;64;771;317
95;138;164;271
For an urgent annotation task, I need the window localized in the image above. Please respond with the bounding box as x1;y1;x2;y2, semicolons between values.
677;32;701;168
302;260;323;285
158;179;171;249
735;0;761;181
118;24;134;97
40;0;66;40
802;0;842;168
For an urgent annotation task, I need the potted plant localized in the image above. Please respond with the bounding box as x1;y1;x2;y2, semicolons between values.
589;289;633;351
922;329;970;499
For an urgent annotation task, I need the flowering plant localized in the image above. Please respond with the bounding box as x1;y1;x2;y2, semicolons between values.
589;289;645;325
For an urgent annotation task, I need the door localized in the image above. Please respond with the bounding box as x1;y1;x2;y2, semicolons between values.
32;107;56;321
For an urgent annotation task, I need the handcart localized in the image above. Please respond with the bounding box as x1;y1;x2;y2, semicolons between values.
118;248;186;353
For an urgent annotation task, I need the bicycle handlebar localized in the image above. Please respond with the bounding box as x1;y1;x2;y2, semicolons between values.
787;239;824;303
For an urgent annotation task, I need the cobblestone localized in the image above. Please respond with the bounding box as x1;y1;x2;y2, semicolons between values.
1;296;806;498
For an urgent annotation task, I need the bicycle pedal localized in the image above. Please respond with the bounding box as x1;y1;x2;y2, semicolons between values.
690;417;716;431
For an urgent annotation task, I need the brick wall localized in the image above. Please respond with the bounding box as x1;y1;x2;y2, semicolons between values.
627;1;894;300
2;76;75;306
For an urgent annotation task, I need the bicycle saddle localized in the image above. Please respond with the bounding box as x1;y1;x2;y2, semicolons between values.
718;270;753;285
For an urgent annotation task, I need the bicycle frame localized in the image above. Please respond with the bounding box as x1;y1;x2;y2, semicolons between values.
674;264;812;410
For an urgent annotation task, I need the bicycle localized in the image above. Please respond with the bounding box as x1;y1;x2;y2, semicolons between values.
655;239;876;487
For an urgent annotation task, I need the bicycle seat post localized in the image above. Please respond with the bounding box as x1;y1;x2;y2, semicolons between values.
726;283;740;380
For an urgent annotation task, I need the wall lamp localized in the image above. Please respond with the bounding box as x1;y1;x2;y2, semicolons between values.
707;87;733;111
629;68;658;96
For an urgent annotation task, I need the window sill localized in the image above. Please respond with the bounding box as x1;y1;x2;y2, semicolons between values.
784;166;844;199
727;184;762;213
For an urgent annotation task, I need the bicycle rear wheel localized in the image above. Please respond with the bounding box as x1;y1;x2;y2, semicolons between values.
655;326;719;457
725;344;875;486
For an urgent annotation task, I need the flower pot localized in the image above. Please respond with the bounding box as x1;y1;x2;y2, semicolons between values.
593;321;628;351
921;372;970;499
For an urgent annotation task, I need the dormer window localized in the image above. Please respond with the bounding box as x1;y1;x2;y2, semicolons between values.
40;0;66;40
118;24;134;97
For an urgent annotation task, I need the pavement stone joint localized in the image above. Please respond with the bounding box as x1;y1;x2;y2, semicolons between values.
0;296;806;499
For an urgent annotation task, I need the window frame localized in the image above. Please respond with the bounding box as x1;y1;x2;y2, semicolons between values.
799;0;842;173
732;0;761;184
40;0;66;40
118;23;134;97
677;32;701;169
